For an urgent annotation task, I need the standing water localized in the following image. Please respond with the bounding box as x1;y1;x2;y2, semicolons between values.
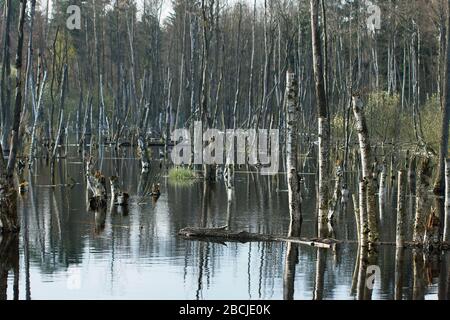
1;147;448;300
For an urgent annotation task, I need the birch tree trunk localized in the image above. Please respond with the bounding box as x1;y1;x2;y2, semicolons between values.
285;72;301;224
310;0;330;238
247;0;257;128
352;94;379;243
22;0;37;118
51;65;68;161
359;180;369;246
444;159;450;242
29;71;47;164
379;158;387;221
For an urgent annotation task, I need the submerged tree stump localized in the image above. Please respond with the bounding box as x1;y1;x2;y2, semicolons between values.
110;176;129;206
151;183;161;200
0;183;19;233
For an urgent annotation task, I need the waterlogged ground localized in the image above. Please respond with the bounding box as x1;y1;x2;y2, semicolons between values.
1;147;449;300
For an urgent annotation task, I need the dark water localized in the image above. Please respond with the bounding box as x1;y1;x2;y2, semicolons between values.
0;147;449;300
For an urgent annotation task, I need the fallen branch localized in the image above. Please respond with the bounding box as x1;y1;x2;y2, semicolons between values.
178;226;450;251
178;226;340;249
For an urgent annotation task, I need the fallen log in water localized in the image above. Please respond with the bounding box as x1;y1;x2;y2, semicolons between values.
178;226;450;251
178;226;340;249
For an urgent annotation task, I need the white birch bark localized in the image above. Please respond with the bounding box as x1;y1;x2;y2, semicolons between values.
352;95;379;243
444;159;450;242
285;72;301;223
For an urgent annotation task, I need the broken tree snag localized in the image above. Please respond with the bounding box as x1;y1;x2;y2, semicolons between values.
0;180;19;233
414;157;433;243
109;176;129;206
444;159;450;242
423;208;441;253
285;71;302;224
352;94;379;243
396;170;407;248
178;227;338;249
87;171;107;210
151;183;161;200
137;136;150;172
86;158;107;210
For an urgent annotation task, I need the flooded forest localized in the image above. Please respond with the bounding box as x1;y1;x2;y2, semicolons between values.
0;0;449;300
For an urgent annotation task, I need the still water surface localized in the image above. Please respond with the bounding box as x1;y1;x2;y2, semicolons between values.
1;147;449;300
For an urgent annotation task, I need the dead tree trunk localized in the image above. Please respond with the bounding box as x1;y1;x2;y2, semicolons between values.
444;159;450;242
328;163;343;224
434;0;450;195
285;72;302;224
109;176;129;206
379;157;387;221
51;64;68;161
394;245;405;300
0;0;12;153
311;0;330;238
138;136;150;172
22;0;36;118
86;158;107;210
179;226;337;249
29;71;47;165
247;0;257;128
0;0;27;233
414;158;432;243
352;94;379;243
7;2;26;165
396;170;407;247
359;180;369;246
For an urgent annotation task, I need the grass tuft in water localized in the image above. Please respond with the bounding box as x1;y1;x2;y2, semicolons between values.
168;167;197;183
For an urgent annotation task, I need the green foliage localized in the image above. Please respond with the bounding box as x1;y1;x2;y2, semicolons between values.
330;91;445;150
419;94;442;150
365;91;401;141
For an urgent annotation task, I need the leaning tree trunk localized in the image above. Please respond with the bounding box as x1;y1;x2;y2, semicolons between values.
352;94;379;243
29;71;47;166
285;72;302;224
51;64;68;162
311;0;330;238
